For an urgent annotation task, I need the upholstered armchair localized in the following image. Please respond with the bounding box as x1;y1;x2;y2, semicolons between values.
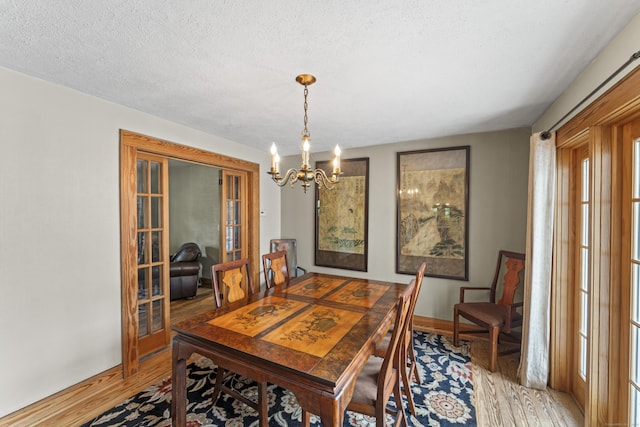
169;242;202;300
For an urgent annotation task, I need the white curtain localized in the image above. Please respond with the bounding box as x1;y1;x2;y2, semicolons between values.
517;132;556;389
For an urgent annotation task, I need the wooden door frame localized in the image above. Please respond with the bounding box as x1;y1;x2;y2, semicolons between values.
553;66;640;425
119;130;260;377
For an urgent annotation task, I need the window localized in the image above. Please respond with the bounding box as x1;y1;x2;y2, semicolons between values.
630;137;640;426
578;156;590;382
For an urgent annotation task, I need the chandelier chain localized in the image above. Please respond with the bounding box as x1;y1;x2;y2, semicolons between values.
302;85;310;138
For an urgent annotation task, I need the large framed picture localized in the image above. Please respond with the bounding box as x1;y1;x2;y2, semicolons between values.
396;146;469;279
314;157;369;271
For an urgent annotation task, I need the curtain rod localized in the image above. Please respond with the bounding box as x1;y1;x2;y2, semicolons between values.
540;49;640;140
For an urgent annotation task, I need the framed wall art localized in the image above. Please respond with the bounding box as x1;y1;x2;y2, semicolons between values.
396;146;469;279
314;157;369;271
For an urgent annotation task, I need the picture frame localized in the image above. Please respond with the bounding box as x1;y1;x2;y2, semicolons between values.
314;157;369;271
396;146;469;279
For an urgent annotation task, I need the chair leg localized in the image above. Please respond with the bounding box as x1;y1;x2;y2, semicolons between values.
393;370;408;427
376;393;386;427
301;409;310;427
407;342;421;385
453;307;460;346
489;326;499;372
211;367;226;403
400;342;416;416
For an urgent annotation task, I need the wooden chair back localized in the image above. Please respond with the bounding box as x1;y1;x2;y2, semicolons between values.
369;285;413;425
303;287;413;427
381;289;413;392
262;250;290;288
491;250;526;306
410;262;426;320
270;239;306;277
211;258;253;308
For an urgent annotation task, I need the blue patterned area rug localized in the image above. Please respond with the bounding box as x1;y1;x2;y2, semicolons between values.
81;332;475;426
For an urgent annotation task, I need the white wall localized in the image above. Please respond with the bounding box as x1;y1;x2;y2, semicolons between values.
280;128;531;321
0;66;280;417
535;13;640;131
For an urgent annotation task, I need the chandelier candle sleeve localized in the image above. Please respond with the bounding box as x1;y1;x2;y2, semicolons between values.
333;145;341;174
270;143;279;173
302;139;310;167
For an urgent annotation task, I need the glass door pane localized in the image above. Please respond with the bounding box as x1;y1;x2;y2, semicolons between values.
221;170;247;263
630;138;640;427
578;156;590;380
136;155;170;357
572;145;589;407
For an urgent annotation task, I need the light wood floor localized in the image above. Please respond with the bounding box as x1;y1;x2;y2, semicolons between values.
0;287;584;426
467;339;583;426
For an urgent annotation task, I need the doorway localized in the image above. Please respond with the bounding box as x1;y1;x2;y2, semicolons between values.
168;159;221;287
119;130;260;377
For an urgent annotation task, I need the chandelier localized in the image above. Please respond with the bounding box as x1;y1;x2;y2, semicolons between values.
268;74;341;193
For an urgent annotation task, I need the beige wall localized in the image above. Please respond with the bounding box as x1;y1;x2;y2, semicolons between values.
168;160;221;278
279;128;531;320
0;66;280;417
535;13;640;132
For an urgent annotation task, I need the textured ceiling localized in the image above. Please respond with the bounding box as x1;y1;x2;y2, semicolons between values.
2;1;640;155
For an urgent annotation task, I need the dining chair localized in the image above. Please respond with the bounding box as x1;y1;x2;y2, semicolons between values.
453;250;526;372
210;258;268;425
302;287;413;427
269;238;307;277
373;261;426;415
211;258;254;308
262;250;290;288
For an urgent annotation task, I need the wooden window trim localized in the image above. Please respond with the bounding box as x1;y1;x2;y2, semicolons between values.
553;66;640;425
556;68;640;145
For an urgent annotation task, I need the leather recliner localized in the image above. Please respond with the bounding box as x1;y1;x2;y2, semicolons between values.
169;242;201;300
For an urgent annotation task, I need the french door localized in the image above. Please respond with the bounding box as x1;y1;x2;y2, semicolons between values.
623;119;640;425
552;65;640;425
221;169;248;262
135;153;170;357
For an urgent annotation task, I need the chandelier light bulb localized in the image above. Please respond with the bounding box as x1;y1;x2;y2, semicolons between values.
270;142;280;172
333;145;341;173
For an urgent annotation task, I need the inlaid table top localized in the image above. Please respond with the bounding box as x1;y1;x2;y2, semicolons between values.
171;272;411;427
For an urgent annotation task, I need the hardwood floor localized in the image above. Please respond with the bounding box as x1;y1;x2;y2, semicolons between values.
415;317;584;426
170;284;215;326
0;287;584;426
469;339;584;426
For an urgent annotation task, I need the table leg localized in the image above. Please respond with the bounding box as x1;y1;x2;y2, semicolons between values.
171;341;188;427
319;395;344;427
258;381;269;426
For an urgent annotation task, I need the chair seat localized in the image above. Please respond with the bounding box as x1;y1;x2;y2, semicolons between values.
455;302;522;327
453;251;526;373
351;356;385;406
374;328;411;357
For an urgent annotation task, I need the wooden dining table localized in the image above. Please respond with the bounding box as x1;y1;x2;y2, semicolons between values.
171;272;411;427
